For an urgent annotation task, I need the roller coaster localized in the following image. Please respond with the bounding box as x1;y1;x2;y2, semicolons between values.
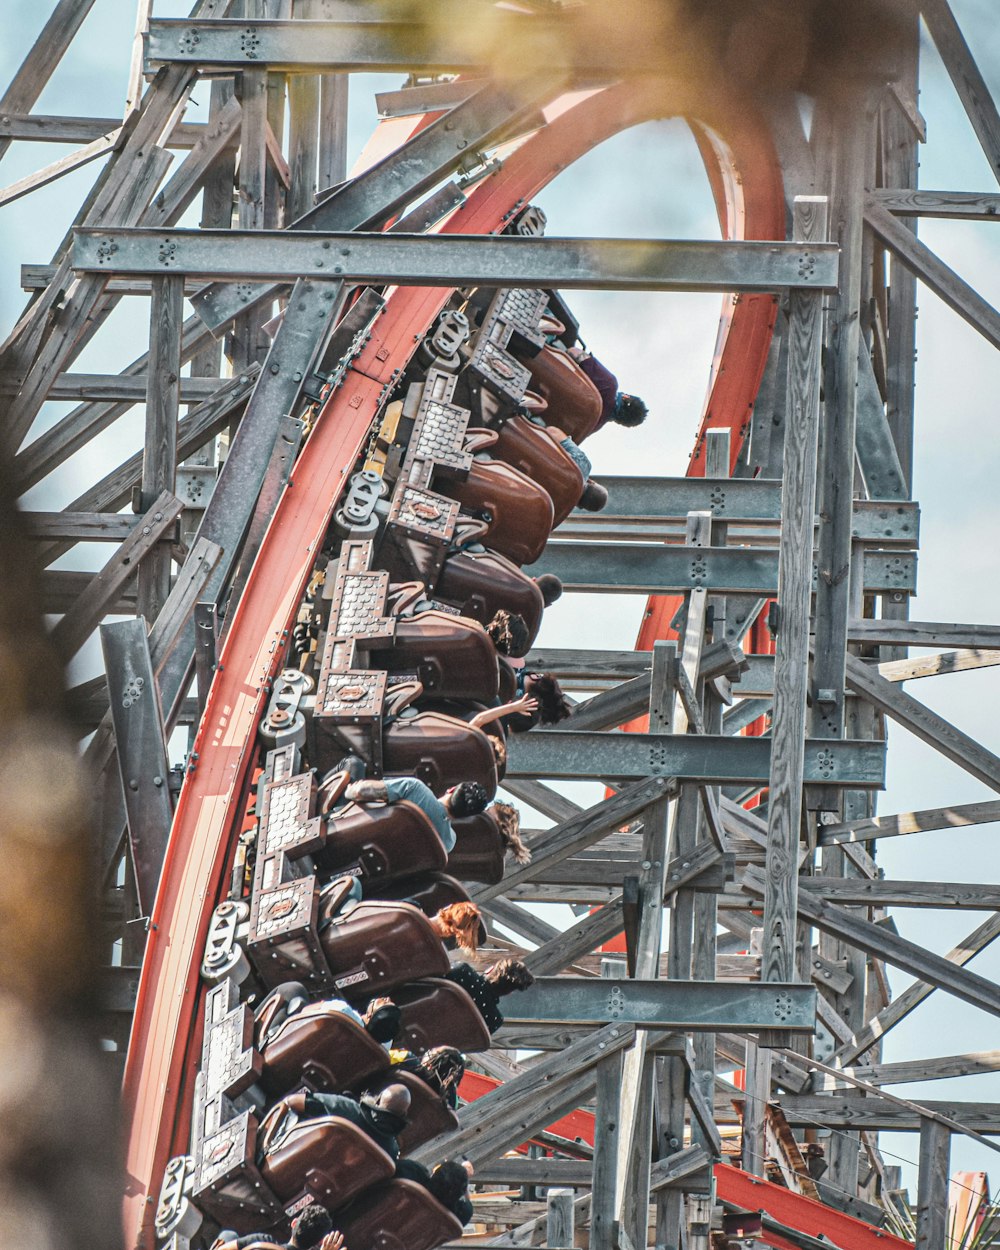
5;3;1000;1249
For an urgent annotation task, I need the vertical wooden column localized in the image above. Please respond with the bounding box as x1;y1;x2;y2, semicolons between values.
759;196;828;1004
617;643;675;1250
915;1118;950;1250
319;73;350;192
592;957;625;1250
137;273;182;622
232;4;269;371
740;1039;772;1177
546;1189;574;1248
288;0;321;223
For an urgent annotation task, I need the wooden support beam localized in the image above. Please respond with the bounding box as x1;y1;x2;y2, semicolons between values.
843;651;1000;793
915;1118;950;1250
0;0;99;166
0;127;121;207
819;796;1000;846
0;114;207;147
719;1095;1000;1133
870;187;1000;219
831;911;1000;1066
865;195;1000;350
49;491;183;660
921;0;1000;185
849;618;1000;648
761;197;826;1008
745;868;1000;1019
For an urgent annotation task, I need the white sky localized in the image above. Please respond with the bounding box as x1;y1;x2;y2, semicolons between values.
4;0;1000;1201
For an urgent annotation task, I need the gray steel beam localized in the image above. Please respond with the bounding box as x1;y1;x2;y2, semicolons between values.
192;76;558;332
504;977;816;1033
527;544;915;595
73;228;840;292
506;732;885;788
101;618;173;916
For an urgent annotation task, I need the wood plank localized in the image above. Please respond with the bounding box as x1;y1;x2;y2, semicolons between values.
0;374;224;403
23;512;142;542
878;648;1000;682
720;1095;1000;1133
49;491;184;660
830;911;1000;1066
916;1118;951;1250
870;187;1000;219
865;195;1000;350
0;113;207;147
761;197;826;992
0;0;99;165
847;1049;1000;1086
922;0;1000;186
849;618;1000;648
808;878;1000;909
843;651;1000;793
0;127;121;207
819;797;1000;846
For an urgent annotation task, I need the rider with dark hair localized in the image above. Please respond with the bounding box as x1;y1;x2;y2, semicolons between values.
500;672;571;732
445;958;535;1034
387;1044;466;1110
485;610;531;658
211;1204;343;1250
394;1158;475;1224
568;346;649;433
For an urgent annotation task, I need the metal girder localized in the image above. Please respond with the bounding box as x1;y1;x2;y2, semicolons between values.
101;619;173;916
504;977;816;1034
506;731;885;788
527;543;916;595
589;478;918;541
72;228;840;293
192;76;559;332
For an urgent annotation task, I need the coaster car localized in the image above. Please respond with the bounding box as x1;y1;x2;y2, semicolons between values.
258;1101;395;1210
367;603;500;704
365;1068;459;1153
317;896;450;1001
257;1001;391;1098
336;1178;464;1250
372;871;474;919
489;415;584;528
314;798;447;886
434;543;544;643
392;978;492;1054
447;810;506;885
520;343;603;443
384;706;498;799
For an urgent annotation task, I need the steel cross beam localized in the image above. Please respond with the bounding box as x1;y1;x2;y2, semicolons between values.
71;228;840;293
527;543;916;595
506;731;885;788
504;978;816;1033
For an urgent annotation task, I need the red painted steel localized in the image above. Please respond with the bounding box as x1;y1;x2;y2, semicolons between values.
124;75;791;1248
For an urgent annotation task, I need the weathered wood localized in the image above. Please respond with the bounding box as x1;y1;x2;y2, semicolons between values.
831;911;1000;1066
0;128;122;207
546;1189;574;1248
871;187;1000;219
878;648;1000;682
761;196;826;994
915;1118;950;1250
849;618;1000;648
922;0;1000;185
745;868;1000;1020
0;114;207;147
819;796;1000;846
142;93;242;229
0;0;99;165
843;651;1000;793
137;275;183;621
807;878;1000;909
719;1095;1000;1133
865;195;1000;350
849;1049;1000;1086
0;373;223;404
50;491;183;660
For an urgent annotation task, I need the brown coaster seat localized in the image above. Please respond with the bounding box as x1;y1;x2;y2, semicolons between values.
317;898;449;1002
489;415;584;527
521;343;603;442
447;809;506;885
383;711;497;798
259;1104;395;1210
367;609;500;703
365;1068;459;1153
392;978;492;1054
337;1178;463;1250
315;799;447;886
438;459;554;566
434;547;544;642
258;1003;391;1097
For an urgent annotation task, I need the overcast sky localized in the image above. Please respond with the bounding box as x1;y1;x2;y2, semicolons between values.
4;0;1000;1201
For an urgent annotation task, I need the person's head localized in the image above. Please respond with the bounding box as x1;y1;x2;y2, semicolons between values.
491;801;530;865
485;610;530;658
289;1204;333;1249
522;672;571;725
445;781;489;819
611;392;648;427
430;901;483;953
366;1083;411;1120
485;959;535;996
533;573;563;607
489;732;507;774
363;996;401;1044
418;1046;466;1097
427;1160;472;1210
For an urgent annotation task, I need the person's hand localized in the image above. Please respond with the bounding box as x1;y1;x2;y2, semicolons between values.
462;1158;475;1178
510;695;538;716
318;1233;346;1250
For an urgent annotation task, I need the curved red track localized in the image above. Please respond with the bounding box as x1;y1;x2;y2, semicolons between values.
122;75;785;1249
